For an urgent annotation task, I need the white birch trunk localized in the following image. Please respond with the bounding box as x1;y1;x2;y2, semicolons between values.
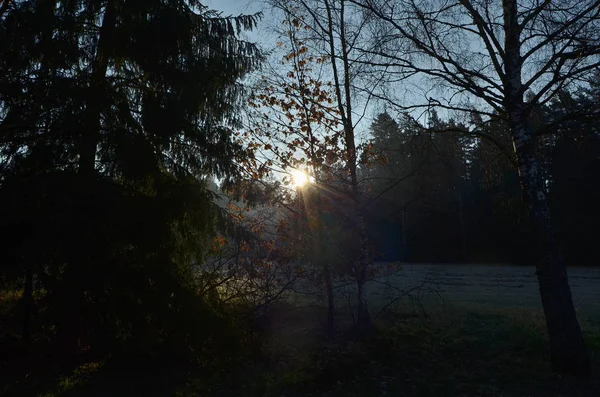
503;0;589;376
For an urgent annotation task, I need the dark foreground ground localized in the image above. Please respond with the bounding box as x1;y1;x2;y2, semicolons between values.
2;264;600;397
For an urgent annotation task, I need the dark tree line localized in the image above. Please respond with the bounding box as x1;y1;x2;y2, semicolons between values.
365;83;600;266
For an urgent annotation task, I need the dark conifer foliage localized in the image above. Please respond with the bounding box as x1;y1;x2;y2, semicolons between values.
0;0;261;354
365;90;600;266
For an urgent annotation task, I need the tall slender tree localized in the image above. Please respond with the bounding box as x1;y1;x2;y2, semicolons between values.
268;0;377;332
245;14;350;334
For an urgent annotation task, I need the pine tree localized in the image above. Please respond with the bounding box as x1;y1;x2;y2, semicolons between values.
0;0;261;353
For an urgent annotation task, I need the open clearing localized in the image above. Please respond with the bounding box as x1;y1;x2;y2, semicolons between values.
361;264;600;319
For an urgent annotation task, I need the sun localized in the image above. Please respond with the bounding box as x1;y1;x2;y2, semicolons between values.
290;169;309;187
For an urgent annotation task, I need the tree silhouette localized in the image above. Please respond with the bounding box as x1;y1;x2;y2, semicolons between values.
351;0;600;376
0;0;261;354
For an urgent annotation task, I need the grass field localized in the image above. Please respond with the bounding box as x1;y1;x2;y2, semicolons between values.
366;264;600;317
290;263;600;322
2;264;600;396
258;303;600;397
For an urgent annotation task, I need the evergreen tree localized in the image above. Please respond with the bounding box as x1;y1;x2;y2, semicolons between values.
366;112;468;262
546;89;600;266
364;112;409;260
0;0;261;353
465;116;531;264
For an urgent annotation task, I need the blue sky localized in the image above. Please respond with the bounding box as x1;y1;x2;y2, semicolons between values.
205;0;262;15
205;0;275;48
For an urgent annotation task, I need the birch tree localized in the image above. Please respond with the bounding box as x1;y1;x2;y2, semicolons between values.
351;0;600;376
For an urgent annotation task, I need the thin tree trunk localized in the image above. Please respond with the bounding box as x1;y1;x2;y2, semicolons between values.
303;183;336;336
324;265;335;337
21;262;33;343
355;261;370;331
457;187;467;260
400;197;407;247
512;126;590;377
321;0;372;331
355;212;372;333
79;0;116;175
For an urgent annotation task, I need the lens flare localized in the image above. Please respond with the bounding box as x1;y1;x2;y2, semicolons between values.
291;169;308;187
